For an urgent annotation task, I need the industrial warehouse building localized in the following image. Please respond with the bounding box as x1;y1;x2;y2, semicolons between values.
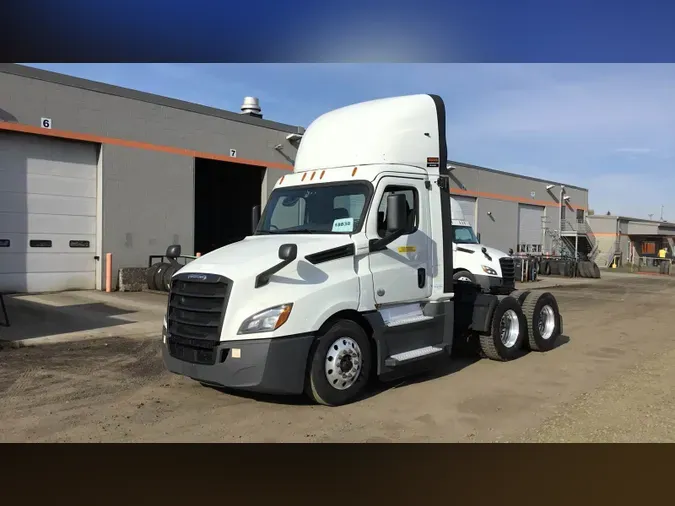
588;214;675;268
0;63;591;294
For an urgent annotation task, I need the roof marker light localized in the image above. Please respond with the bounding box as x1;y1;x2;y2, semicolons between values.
301;173;307;181
352;167;358;177
320;170;325;179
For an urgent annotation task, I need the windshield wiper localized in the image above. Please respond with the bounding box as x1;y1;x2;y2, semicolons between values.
281;229;317;234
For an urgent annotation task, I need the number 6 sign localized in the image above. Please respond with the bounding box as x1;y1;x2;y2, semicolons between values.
41;117;52;129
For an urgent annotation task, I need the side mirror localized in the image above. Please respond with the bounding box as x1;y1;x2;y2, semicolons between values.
166;244;181;260
278;243;297;261
386;193;407;233
251;205;261;234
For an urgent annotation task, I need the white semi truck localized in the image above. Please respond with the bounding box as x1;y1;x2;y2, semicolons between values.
450;197;515;293
162;94;563;406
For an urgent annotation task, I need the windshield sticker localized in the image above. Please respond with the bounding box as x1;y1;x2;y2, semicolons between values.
332;217;354;232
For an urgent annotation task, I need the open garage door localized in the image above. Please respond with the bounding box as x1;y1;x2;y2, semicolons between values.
452;195;476;229
518;204;544;254
0;132;98;293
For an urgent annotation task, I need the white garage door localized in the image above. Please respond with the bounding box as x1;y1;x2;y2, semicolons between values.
518;204;544;254
452;195;476;229
0;132;98;293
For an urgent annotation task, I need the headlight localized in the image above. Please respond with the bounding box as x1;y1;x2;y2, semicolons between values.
481;265;498;276
238;304;293;334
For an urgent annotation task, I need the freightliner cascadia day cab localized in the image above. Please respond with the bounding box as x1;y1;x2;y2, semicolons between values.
161;94;563;406
449;197;515;292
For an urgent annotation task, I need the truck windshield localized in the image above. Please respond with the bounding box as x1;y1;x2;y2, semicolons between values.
257;182;372;235
453;225;479;244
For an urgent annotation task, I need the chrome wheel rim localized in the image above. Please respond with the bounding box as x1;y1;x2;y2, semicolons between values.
325;337;362;390
538;305;556;340
499;309;520;348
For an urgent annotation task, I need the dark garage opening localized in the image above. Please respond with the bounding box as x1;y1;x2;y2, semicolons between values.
194;158;265;255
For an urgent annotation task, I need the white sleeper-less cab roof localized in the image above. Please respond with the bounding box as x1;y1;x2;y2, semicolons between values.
293;94;443;175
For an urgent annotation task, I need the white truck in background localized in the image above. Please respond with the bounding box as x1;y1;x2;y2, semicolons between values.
161;94;563;406
450;197;515;294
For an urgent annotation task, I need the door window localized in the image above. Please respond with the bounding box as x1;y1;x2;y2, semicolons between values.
376;186;418;237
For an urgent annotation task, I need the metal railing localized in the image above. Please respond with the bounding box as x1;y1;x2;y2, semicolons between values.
560;219;598;257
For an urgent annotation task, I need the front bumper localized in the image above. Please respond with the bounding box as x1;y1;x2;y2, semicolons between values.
475;274;515;295
162;333;315;395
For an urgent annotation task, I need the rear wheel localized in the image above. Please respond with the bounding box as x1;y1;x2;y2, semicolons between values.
509;290;531;305
479;296;526;361
521;291;561;352
305;320;372;406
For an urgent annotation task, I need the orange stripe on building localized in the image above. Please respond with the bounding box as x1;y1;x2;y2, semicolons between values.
1;122;588;209
0;122;294;171
450;187;587;211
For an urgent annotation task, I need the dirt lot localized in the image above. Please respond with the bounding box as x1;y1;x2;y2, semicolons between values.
2;274;675;442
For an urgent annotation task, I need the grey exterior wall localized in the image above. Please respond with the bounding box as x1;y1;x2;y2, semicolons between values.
101;145;194;289
0;65;300;289
449;161;589;254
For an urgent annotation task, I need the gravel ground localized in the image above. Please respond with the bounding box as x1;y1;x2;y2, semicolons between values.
1;274;675;442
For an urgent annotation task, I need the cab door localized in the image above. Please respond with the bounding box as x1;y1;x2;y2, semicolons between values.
365;176;433;306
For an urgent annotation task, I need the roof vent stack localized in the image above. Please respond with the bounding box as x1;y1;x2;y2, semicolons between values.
240;97;262;119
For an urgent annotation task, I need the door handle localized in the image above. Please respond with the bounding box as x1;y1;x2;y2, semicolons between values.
417;268;426;288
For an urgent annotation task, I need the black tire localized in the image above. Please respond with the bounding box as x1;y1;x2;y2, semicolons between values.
479;296;526;361
543;261;551;276
162;263;180;292
521;291;561;352
153;263;171;292
305;319;372;406
568;261;576;278
591;262;601;279
558;261;568;277
577;261;588;278
453;269;476;285
549;261;560;276
509;290;531;305
584;261;594;278
146;263;162;291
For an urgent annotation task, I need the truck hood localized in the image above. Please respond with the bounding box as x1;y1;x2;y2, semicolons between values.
180;234;354;280
455;243;509;262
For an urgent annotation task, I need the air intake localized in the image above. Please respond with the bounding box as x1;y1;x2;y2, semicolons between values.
240;96;262;118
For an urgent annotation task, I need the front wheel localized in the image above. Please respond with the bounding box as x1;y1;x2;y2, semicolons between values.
305;320;372;406
453;270;476;284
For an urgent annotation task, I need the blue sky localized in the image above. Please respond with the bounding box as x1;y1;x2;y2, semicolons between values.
26;63;675;221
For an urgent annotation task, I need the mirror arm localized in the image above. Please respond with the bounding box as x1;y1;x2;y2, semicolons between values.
368;228;405;252
254;247;298;289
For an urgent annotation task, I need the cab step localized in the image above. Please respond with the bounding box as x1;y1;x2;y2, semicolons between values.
385;314;434;327
385;345;445;367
